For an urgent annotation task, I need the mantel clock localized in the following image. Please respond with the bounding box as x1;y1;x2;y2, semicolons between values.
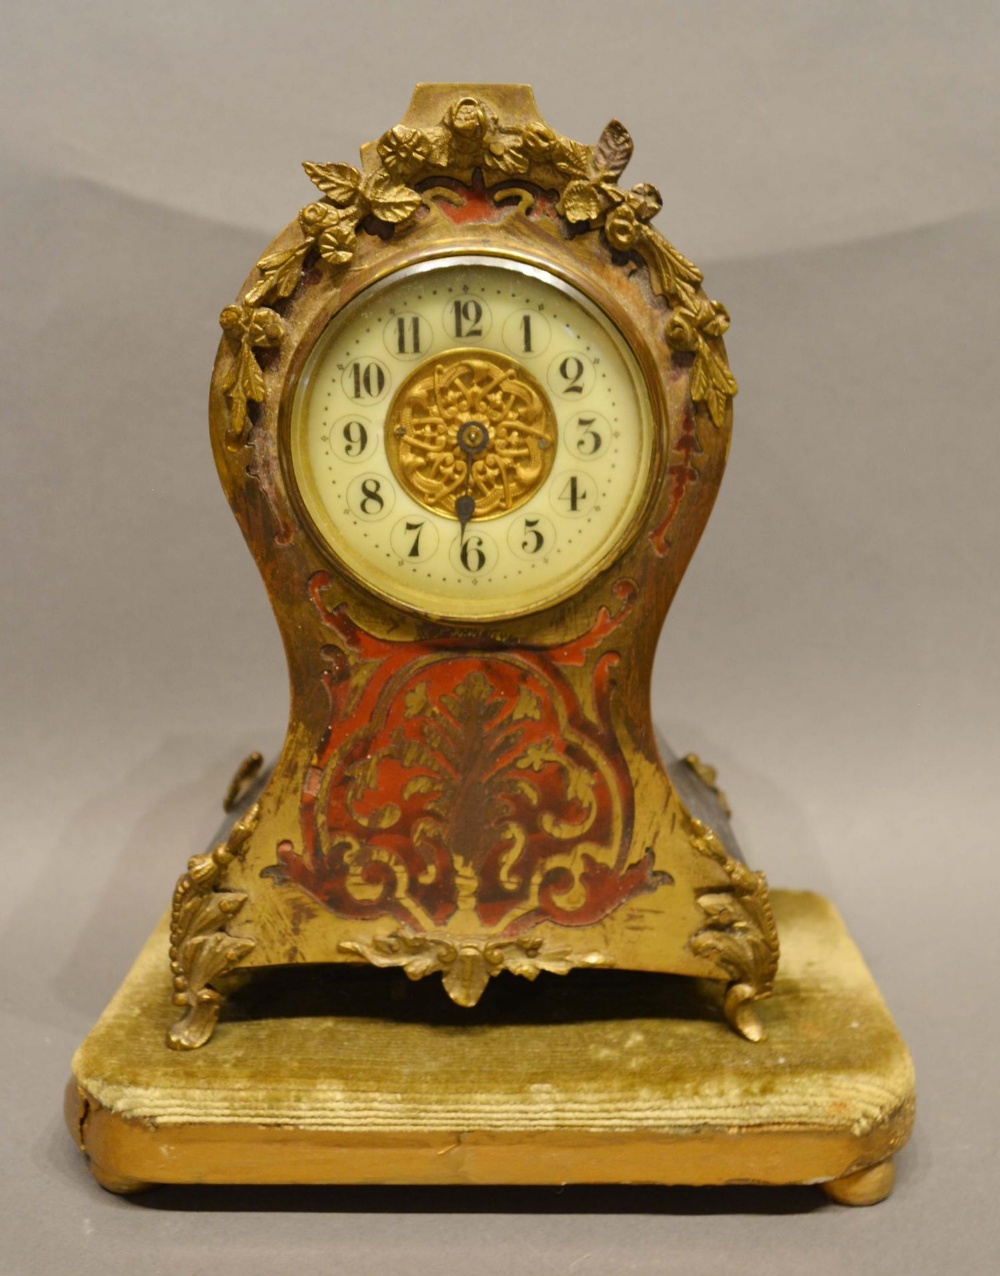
161;79;780;1046
165;82;777;1049
67;85;914;1205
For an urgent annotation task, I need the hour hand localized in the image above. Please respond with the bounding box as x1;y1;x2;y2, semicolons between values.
454;419;488;540
455;493;476;540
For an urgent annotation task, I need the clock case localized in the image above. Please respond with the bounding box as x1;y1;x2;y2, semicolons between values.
168;83;779;1051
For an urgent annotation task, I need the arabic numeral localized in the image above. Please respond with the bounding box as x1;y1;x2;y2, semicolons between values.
562;476;584;511
571;413;603;457
390;516;437;561
399;317;421;354
348;471;394;520
503;309;549;356
330;414;375;462
345;359;388;402
343;419;368;457
459;536;486;573
359;478;384;515
558;356;585;393
508;513;555;560
548;351;593;399
551;472;596;517
521;518;545;554
452;298;482;337
386;313;429;358
404;520;424;557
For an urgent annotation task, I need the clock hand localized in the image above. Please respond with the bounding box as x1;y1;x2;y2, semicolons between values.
456;492;476;541
454;420;489;541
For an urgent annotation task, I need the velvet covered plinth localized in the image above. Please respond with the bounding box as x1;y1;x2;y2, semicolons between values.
67;891;914;1202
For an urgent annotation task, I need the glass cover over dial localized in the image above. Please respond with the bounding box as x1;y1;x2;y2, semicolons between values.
288;256;655;621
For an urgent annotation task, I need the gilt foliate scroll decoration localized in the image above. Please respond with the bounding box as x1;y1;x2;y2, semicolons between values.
217;94;737;448
340;929;610;1010
688;819;779;1042
378;101;738;425
166;804;260;1050
218;305;284;444
555;121;737;428
218;166;421;448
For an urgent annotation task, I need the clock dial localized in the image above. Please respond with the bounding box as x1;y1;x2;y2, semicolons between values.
287;257;655;621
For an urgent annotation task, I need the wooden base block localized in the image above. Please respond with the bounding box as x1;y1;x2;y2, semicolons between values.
66;891;914;1202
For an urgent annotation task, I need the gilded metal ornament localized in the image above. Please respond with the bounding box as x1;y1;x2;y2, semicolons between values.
166;804;259;1050
222;751;264;813
682;752;732;818
218;90;737;457
339;928;610;1009
689;819;779;1041
385;351;557;520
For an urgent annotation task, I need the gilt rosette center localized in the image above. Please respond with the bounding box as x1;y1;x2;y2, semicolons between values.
385;350;557;520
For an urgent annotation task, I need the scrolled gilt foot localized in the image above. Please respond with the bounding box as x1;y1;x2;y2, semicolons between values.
165;805;259;1051
688;821;779;1042
823;1157;896;1206
166;951;253;1051
723;980;766;1042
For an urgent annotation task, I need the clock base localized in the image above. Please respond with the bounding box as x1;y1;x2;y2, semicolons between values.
66;890;913;1203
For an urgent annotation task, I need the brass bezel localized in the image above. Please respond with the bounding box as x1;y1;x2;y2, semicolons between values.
278;245;668;625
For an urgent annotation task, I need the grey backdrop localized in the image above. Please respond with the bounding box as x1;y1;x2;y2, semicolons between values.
2;2;998;1273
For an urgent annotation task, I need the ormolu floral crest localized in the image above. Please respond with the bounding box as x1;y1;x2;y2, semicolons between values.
216;93;737;450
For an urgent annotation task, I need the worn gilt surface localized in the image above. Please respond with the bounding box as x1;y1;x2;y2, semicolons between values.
340;930;611;1010
167;804;260;1049
173;83;777;1047
688;819;779;1042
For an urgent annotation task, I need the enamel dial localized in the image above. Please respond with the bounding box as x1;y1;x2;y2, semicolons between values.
287;255;655;621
